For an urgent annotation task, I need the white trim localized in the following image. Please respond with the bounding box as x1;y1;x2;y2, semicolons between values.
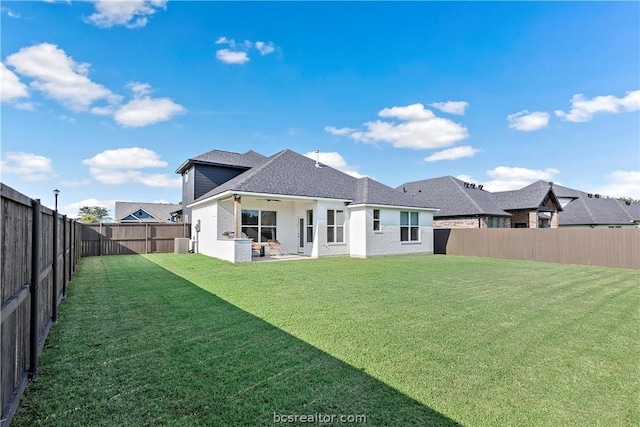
348;203;439;212
120;207;159;222
188;190;352;208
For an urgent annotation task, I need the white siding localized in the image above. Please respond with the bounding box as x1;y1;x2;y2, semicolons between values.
315;200;351;257
192;196;435;263
349;206;434;258
349;208;367;258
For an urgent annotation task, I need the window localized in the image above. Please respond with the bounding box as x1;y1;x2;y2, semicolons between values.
400;211;419;242
306;210;314;242
184;169;189;183
327;209;344;243
242;210;277;242
373;209;381;231
486;217;506;228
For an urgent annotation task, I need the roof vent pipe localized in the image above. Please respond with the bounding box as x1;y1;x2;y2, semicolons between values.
315;150;320;168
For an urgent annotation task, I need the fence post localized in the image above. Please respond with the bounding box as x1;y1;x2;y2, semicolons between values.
52;208;58;323
146;223;149;254
99;222;102;256
29;199;41;380
62;215;68;296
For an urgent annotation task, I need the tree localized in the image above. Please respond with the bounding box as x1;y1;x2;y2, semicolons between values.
617;196;640;204
78;206;111;223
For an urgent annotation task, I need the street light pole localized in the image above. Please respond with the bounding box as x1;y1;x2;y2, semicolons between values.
53;188;60;211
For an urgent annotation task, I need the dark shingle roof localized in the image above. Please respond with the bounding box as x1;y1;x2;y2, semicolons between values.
522;180;580;199
115;202;182;222
175;149;265;174
191;150;436;209
560;192;639;226
491;186;562;211
399;176;510;217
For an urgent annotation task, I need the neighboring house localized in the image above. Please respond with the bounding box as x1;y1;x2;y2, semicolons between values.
523;181;640;228
187;149;438;263
400;176;511;228
491;186;563;228
115;202;183;223
175;149;266;223
399;176;563;229
521;180;579;208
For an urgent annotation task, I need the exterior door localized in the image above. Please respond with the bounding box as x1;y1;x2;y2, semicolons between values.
298;217;304;253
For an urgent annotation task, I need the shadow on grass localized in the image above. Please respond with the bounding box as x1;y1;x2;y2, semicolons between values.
13;255;460;426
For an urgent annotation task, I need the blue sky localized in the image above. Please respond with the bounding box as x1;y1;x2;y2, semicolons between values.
1;1;639;218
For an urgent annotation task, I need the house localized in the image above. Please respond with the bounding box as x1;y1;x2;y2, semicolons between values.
115;201;183;223
523;181;640;228
175;149;266;223
399;176;562;228
186;149;438;263
491;186;563;228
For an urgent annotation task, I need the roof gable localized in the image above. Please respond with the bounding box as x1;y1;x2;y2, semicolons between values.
175;149;266;174
491;187;563;212
115;202;182;222
522;180;579;199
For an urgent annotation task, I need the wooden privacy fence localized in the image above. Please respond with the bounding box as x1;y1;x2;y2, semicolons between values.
434;228;640;269
81;223;190;256
1;183;81;427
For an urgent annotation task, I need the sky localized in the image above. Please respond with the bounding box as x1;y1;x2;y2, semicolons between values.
1;1;639;218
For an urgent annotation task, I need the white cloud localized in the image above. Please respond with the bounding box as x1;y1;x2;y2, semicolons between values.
324;125;355;136
555;90;640;122
592;170;640;200
215;36;235;47
255;41;275;55
0;152;57;182
429;101;469;115
216;49;250;64
85;0;167;29
1;7;20;18
482;166;560;191
83;147;168;169
350;103;469;150
215;36;277;64
114;96;185;128
455;174;474;183
507;110;550;131
127;81;152;96
0;63;29;103
303;151;366;178
424;146;480;162
82;147;180;188
5;43;120;111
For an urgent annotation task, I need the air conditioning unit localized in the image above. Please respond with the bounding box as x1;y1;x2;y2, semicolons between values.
174;237;190;254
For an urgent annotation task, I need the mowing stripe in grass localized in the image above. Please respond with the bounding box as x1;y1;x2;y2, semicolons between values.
146;253;639;426
13;255;460;427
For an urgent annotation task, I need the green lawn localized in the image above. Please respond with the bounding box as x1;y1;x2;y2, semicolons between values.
13;254;639;426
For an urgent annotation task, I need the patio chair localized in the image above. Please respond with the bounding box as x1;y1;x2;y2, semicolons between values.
251;241;265;257
267;239;286;256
